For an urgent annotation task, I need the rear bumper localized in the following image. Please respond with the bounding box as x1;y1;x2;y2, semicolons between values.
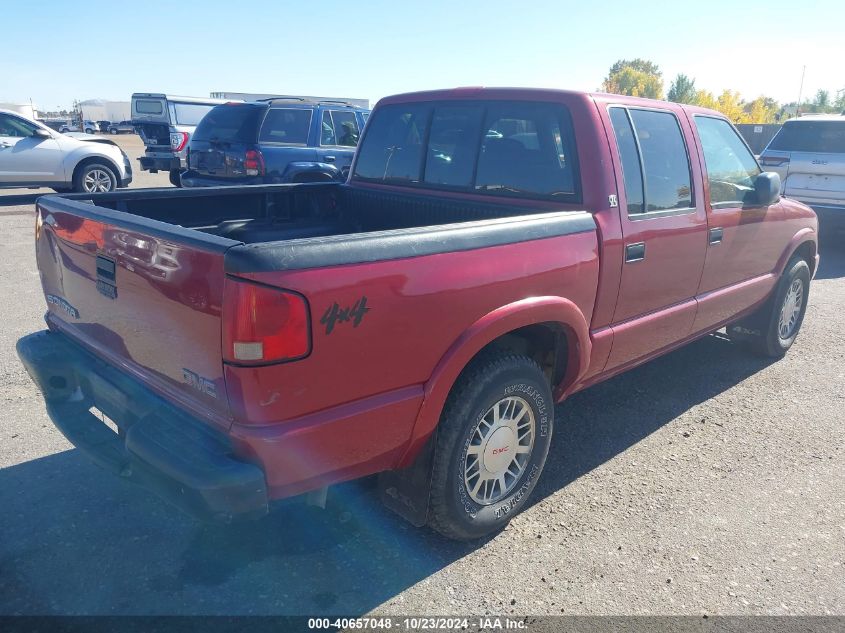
16;330;268;521
138;155;182;173
181;171;264;188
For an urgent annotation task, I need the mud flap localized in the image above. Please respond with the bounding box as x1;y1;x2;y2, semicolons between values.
378;432;437;527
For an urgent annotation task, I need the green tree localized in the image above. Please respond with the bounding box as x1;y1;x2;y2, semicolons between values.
812;89;831;112
601;59;664;99
667;74;697;104
744;96;779;123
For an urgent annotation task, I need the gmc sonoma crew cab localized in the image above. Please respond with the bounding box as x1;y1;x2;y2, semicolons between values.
18;88;818;540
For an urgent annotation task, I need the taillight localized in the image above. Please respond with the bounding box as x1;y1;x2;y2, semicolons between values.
759;155;790;167
223;278;310;364
170;132;188;152
244;149;265;177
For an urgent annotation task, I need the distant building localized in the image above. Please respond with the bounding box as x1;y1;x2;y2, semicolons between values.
210;92;369;108
1;102;37;119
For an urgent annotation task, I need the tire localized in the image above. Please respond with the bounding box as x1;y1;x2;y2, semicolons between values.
169;169;183;187
60;128;69;133
72;161;117;193
428;352;554;540
728;256;811;358
85;128;93;135
110;129;118;135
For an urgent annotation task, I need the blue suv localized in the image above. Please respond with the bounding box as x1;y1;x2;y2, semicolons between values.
181;99;370;187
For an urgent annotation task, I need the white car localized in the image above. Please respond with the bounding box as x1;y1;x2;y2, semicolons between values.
0;109;132;193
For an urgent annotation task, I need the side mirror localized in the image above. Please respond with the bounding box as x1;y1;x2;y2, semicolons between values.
754;171;781;206
32;128;52;139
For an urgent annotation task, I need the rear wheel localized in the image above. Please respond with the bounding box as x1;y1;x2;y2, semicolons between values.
73;162;117;193
428;352;554;540
728;256;811;357
110;128;118;135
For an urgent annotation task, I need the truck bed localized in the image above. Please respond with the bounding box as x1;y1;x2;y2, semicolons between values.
49;182;591;246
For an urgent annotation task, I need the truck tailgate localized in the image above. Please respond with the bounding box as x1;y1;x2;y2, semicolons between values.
35;196;237;429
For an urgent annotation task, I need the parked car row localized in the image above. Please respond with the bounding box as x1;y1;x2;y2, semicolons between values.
38;119;137;135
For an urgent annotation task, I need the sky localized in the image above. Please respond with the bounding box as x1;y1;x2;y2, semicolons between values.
2;0;843;111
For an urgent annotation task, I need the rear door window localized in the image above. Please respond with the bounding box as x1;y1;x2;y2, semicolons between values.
608;108;645;215
695;116;761;206
170;103;217;126
192;105;263;143
259;108;313;145
628;109;693;212
768;120;845;153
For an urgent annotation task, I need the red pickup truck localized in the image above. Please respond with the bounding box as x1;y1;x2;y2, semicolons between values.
18;88;818;540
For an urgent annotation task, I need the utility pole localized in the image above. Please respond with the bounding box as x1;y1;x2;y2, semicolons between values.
795;65;806;117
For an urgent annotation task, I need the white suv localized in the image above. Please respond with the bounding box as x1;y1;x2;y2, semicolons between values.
0;109;132;193
759;114;845;209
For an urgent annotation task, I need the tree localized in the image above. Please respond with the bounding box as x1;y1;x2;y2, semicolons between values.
601;59;664;99
667;74;697;104
812;89;831;112
744;96;779;123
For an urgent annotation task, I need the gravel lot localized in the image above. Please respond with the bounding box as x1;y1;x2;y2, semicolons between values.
1;144;843;616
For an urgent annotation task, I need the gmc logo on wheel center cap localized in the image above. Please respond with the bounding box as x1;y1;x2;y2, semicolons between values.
492;446;509;455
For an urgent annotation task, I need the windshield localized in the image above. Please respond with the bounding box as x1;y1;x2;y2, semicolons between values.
768;120;845;153
191;104;263;143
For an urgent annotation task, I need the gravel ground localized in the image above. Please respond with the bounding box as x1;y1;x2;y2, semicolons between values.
0;154;843;617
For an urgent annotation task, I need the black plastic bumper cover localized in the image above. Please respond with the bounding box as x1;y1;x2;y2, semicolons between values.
16;330;268;521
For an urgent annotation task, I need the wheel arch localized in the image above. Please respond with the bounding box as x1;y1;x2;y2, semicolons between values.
395;296;591;468
777;228;818;277
69;154;121;187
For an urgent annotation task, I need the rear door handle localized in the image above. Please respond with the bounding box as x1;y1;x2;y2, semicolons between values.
625;242;646;263
324;155;336;162
709;227;724;244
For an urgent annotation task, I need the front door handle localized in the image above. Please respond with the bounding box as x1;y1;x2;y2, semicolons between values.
709;227;724;244
625;242;646;263
0;141;11;148
324;155;336;162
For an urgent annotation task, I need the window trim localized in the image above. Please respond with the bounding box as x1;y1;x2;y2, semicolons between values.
607;104;697;221
353;100;583;204
319;109;361;148
258;107;314;147
693;114;764;209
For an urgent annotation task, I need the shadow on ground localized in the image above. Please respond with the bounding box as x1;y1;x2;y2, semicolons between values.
0;332;778;615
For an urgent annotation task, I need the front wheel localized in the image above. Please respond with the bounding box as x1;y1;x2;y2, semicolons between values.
73;162;117;193
729;256;811;357
110;129;118;135
428;352;554;540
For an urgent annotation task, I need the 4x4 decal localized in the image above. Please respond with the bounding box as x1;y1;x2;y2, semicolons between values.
320;296;371;335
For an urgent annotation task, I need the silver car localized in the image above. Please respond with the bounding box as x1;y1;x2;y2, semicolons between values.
759;114;845;209
0;109;132;193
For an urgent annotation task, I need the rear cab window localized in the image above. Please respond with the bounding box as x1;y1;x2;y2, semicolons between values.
192;104;263;144
353;100;580;202
768;120;845;154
